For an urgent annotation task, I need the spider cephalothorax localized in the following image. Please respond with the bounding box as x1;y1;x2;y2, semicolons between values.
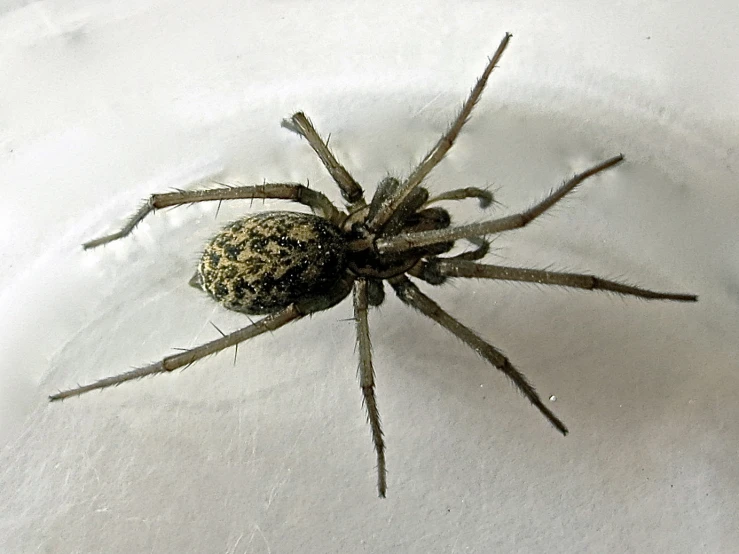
51;33;696;497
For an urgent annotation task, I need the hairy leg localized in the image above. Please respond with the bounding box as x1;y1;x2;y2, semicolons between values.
353;279;387;497
84;182;343;249
50;270;355;400
283;112;365;208
375;155;624;254
49;305;304;400
366;33;512;232
419;259;697;301
389;275;567;435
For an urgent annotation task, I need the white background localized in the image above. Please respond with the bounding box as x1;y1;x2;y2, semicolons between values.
1;1;737;552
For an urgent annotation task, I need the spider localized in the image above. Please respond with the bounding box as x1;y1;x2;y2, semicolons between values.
51;33;697;497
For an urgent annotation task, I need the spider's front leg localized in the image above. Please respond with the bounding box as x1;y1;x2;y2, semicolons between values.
366;32;512;232
375;155;625;254
83;182;343;249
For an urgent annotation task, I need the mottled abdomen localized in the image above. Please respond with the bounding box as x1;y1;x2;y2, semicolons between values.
198;212;347;314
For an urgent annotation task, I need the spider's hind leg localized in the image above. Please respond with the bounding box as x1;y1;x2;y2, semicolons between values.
49;305;305;401
50;275;355;401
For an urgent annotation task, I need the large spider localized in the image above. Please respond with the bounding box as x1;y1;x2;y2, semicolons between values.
51;33;696;497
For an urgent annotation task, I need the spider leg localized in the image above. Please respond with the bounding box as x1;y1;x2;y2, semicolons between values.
389;275;568;435
420;259;698;301
49;265;356;400
50;273;355;400
366;33;512;232
49;305;303;401
84;183;343;249
282;112;366;209
374;155;624;254
353;279;387;497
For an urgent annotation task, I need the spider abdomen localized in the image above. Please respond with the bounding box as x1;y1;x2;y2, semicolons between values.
198;211;347;314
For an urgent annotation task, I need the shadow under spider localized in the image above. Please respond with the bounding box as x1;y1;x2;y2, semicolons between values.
51;33;697;498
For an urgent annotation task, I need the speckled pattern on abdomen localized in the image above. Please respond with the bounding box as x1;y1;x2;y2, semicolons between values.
198;211;348;314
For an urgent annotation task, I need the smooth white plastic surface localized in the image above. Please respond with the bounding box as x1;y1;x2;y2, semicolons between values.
1;2;737;552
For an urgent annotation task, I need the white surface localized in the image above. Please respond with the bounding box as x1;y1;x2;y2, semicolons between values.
1;2;738;553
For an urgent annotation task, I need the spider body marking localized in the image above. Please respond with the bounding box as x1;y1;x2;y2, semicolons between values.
198;212;348;314
51;33;697;498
